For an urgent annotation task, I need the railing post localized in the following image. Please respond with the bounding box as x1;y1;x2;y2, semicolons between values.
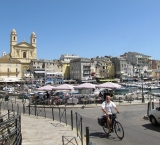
15;96;16;104
44;106;46;118
152;101;154;109
17;104;19;114
52;107;54;121
147;102;150;116
75;112;78;137
86;127;89;145
8;110;10;118
15;118;18;143
12;103;13;111
29;104;30;115
71;110;73;130
81;117;83;145
59;108;61;123
65;108;67;126
35;105;37;116
23;103;25;114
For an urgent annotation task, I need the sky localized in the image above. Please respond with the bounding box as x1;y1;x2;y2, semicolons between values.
0;0;160;60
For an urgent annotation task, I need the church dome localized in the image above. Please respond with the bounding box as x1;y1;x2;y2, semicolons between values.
31;32;36;37
11;29;16;34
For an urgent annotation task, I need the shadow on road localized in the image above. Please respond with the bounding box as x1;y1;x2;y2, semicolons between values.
89;132;107;138
142;123;160;133
89;132;121;141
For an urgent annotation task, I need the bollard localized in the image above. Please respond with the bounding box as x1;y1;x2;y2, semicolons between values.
71;110;73;130
86;127;89;145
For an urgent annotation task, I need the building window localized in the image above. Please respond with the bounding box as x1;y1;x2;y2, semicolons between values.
16;68;18;72
13;36;15;41
33;39;35;43
8;68;9;72
23;52;26;58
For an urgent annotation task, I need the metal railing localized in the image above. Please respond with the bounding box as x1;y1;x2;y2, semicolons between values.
1;100;86;145
0;110;22;145
75;112;83;145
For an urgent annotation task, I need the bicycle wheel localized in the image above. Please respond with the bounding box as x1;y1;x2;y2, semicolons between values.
102;123;109;135
114;121;124;140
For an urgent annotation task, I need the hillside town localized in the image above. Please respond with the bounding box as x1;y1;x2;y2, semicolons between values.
0;29;160;85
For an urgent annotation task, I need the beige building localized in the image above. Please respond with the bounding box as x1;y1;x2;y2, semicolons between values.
0;29;37;80
10;29;37;73
0;58;22;82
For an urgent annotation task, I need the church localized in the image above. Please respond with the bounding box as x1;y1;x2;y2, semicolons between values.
0;29;37;82
9;29;37;71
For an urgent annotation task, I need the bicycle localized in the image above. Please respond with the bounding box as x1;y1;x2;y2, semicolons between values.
98;113;124;140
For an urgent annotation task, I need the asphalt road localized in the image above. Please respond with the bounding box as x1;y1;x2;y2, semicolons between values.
5;102;160;145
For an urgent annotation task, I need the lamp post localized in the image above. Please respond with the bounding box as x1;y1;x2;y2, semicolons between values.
141;74;144;103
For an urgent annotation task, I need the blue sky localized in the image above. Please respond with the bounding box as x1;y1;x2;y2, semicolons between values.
0;0;160;60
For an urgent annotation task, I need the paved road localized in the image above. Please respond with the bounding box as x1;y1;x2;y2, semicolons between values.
5;102;160;145
72;105;160;145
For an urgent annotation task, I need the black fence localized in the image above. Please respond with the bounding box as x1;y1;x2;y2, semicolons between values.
75;112;83;145
0;110;22;145
0;101;89;145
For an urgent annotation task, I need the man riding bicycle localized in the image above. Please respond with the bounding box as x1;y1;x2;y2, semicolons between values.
101;94;120;133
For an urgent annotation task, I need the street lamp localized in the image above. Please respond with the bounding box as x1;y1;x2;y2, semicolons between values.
141;74;144;103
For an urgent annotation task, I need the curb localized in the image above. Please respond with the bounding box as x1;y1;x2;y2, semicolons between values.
28;103;148;109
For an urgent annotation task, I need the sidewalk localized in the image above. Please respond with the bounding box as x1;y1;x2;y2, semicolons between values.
1;110;86;145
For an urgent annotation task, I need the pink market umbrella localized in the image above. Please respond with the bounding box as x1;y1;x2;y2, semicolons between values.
74;83;96;89
37;85;56;91
52;84;74;90
96;82;121;89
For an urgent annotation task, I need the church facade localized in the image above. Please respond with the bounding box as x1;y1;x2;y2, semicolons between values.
10;29;37;72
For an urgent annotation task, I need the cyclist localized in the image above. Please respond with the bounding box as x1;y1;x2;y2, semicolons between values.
101;94;120;133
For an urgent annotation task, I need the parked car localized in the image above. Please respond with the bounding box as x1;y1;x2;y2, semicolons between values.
149;107;160;126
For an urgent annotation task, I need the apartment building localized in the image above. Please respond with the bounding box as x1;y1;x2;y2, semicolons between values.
111;57;133;79
29;59;62;83
91;56;114;78
70;58;91;82
60;54;79;80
